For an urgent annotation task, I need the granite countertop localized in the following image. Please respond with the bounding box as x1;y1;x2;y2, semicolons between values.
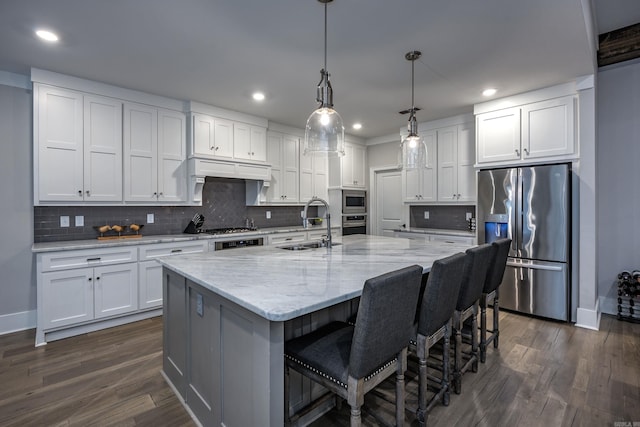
31;225;340;253
158;234;472;322
394;227;476;237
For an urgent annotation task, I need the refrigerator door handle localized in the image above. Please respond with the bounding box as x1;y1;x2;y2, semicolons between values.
506;260;564;272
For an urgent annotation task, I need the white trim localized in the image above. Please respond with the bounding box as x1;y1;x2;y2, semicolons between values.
366;133;400;146
31;68;186;111
0;310;36;336
189;101;268;127
0;70;31;89
267;121;304;138
369;165;404;236
575;299;601;330
474;81;579;115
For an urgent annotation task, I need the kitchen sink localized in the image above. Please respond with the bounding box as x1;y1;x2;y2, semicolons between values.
279;241;341;251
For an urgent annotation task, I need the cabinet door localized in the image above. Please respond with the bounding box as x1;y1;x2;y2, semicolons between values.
42;268;94;329
403;168;422;202
233;122;252;161
158;109;187;203
282;134;299;202
93;264;138;319
139;260;163;309
341;143;354;187
266;133;283;203
420;131;438;201
476;107;521;164
299;140;314;203
84;95;123;201
37;85;84;202
456;123;476;202
522;96;575;159
193;113;215;155
351;144;366;188
250;126;267;162
313;156;329;201
124;103;158;201
214;118;234;158
437;126;457;202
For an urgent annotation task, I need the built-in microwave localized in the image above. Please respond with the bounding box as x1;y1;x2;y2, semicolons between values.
342;190;366;214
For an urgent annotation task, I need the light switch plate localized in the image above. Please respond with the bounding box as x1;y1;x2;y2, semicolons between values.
266;211;271;219
424;211;429;220
147;213;155;224
75;215;84;227
60;216;69;227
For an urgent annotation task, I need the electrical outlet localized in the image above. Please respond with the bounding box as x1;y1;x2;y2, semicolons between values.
196;293;204;317
60;216;70;227
424;211;429;220
75;215;84;227
466;212;473;221
266;211;271;219
147;213;155;224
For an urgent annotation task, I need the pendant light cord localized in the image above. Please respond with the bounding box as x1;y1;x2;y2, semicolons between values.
324;1;328;73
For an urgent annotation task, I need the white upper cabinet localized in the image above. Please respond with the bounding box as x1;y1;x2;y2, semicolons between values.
300;149;329;203
192;114;233;159
124;103;186;203
234;123;267;162
437;123;475;203
266;131;299;203
403;130;437;202
329;141;367;189
476;95;576;166
36;84;123;204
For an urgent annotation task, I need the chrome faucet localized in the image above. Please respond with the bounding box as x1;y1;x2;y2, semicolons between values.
303;196;332;248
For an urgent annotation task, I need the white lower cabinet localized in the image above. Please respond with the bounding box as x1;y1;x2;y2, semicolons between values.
268;232;307;245
41;262;137;330
393;231;475;245
138;241;208;309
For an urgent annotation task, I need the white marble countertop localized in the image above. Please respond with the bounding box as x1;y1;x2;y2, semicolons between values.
394;227;476;237
31;225;340;253
157;234;472;322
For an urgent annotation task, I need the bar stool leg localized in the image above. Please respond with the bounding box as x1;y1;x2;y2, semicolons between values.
442;323;451;406
395;350;406;427
471;304;479;373
453;315;462;395
493;292;500;349
416;335;428;426
480;298;488;363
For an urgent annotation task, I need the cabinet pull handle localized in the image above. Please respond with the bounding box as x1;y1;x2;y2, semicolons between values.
515;149;520;156
86;257;101;262
215;146;219;151
523;148;529;155
171;249;182;253
285;237;293;241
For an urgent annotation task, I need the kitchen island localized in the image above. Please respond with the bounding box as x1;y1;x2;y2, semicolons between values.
158;234;471;427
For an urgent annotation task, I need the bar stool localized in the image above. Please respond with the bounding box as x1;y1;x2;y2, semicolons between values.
284;264;423;427
451;243;496;394
412;252;467;427
479;238;511;363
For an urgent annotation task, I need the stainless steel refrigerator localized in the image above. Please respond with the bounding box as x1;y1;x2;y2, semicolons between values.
477;164;570;321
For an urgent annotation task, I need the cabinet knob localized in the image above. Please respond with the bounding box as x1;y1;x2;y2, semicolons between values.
78;190;82;196
210;146;214;150
215;146;219;151
523;148;529;155
159;192;163;196
515;149;520;156
88;277;92;282
86;190;90;196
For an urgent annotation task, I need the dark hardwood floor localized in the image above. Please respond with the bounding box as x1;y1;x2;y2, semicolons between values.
1;312;638;426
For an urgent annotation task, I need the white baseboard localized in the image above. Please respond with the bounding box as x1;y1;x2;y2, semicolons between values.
575;299;601;330
0;310;36;335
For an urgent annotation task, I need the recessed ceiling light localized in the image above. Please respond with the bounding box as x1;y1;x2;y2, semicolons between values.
352;123;362;130
252;92;265;101
35;29;59;42
482;88;497;97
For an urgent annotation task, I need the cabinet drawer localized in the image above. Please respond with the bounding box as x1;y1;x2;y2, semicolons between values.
268;233;307;245
40;247;138;272
428;234;476;245
308;230;338;241
139;241;208;260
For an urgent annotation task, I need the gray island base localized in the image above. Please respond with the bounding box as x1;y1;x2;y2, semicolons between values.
158;235;472;427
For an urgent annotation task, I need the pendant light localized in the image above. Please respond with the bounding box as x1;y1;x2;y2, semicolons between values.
304;0;345;157
398;51;427;170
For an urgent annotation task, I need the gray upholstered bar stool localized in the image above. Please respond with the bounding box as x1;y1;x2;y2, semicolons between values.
479;238;511;363
412;252;467;427
284;264;423;427
451;243;496;394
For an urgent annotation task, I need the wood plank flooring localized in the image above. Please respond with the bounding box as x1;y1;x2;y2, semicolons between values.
0;312;638;426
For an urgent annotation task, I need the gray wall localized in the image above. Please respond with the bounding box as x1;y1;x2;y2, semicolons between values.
597;58;640;314
0;84;35;317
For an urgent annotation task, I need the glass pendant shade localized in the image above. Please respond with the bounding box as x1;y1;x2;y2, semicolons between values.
305;106;345;156
400;133;427;170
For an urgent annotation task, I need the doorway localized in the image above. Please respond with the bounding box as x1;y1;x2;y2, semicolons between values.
372;169;403;236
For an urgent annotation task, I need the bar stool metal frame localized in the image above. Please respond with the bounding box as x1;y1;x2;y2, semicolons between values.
451;243;496;395
284;264;424;427
479;238;511;363
412;252;467;427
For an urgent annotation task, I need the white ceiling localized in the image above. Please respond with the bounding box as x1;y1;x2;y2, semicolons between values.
0;0;638;140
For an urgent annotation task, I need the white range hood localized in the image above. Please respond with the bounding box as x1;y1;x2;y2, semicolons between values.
188;157;271;204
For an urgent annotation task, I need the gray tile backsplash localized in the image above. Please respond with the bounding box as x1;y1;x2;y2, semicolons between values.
34;177;316;242
409;205;475;231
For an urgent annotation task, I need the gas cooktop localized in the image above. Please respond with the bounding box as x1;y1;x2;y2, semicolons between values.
203;227;258;235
